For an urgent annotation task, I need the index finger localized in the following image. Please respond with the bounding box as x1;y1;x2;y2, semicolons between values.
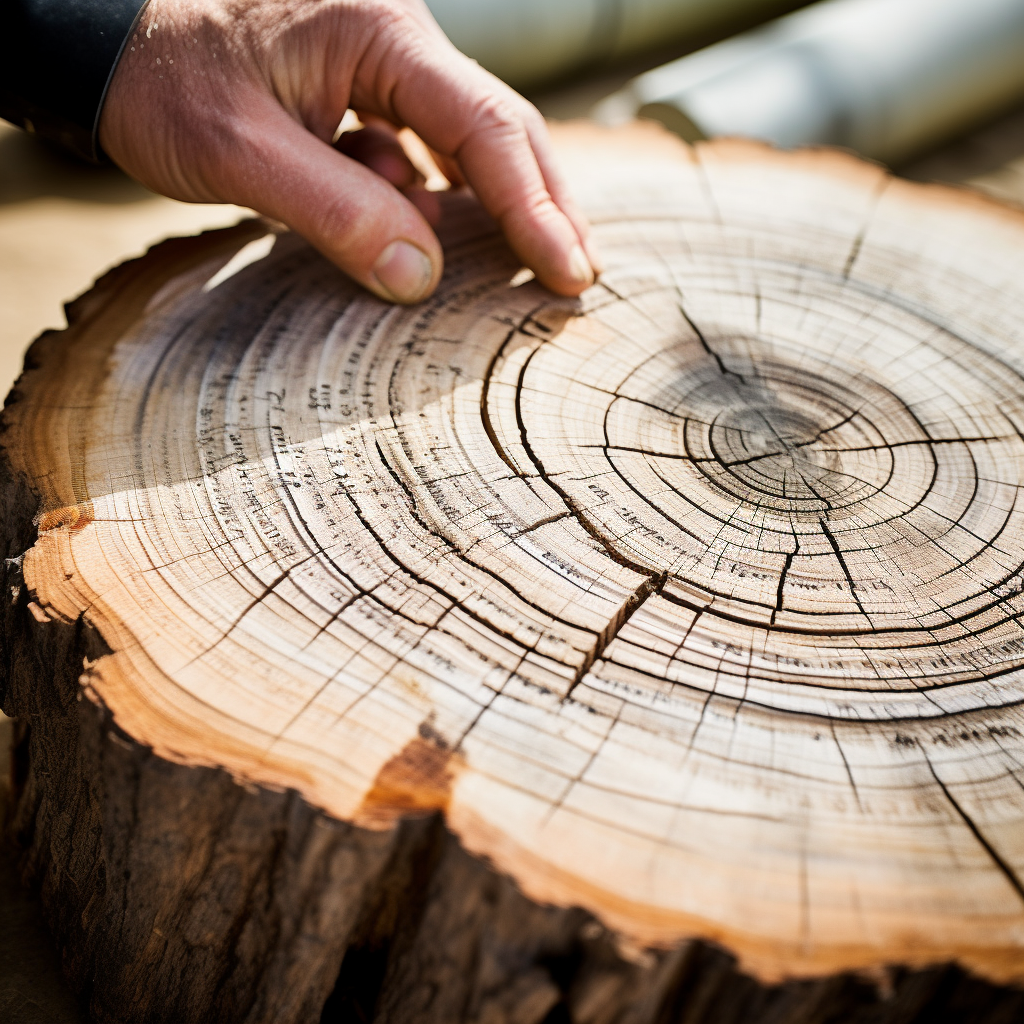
367;47;599;295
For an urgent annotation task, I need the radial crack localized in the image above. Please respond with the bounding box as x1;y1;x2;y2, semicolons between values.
566;572;667;699
830;722;864;813
842;173;890;279
771;547;797;627
820;519;872;624
925;752;1024;905
678;302;746;385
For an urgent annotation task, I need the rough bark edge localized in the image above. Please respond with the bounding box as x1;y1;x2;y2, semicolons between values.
4;556;1024;1024
0;184;1023;1023
12;141;1024;985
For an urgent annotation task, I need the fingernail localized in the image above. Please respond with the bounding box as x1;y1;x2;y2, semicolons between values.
585;240;605;275
568;243;595;286
373;240;434;303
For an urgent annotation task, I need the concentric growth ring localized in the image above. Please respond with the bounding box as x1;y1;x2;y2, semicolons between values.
15;134;1024;981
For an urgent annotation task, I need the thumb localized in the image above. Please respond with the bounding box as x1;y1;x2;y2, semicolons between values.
230;111;443;304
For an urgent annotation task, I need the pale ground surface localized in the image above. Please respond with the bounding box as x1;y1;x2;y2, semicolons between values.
1;81;1024;1021
0;124;246;404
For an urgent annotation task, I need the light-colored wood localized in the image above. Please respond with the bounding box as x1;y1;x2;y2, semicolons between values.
4;123;1024;1018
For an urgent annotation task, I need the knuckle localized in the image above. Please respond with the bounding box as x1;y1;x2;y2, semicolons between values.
518;99;546;132
360;0;417;37
496;184;554;227
466;90;522;137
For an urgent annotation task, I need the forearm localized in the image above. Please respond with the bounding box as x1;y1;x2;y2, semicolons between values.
0;0;147;161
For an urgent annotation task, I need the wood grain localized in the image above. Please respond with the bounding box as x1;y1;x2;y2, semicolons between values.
3;123;1024;1022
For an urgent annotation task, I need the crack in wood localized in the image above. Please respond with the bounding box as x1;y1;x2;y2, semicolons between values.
7;133;1024;1018
565;571;667;699
924;751;1024;906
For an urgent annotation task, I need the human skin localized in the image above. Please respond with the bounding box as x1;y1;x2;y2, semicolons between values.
99;0;601;303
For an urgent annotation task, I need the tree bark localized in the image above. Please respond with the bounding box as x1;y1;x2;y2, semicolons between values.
3;124;1024;1023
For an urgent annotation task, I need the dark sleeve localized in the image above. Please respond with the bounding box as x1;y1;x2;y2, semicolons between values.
0;0;149;162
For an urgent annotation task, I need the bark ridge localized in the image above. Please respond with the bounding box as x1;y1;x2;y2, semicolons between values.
3;125;1024;1021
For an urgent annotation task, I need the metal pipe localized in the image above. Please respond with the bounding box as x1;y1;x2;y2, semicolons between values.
425;0;796;90
592;0;1024;163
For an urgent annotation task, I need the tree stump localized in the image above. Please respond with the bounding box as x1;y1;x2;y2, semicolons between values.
3;124;1024;1023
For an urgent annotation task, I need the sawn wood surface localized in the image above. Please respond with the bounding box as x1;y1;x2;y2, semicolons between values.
3;124;1024;1023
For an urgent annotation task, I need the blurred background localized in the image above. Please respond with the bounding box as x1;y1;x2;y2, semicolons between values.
3;0;1024;1020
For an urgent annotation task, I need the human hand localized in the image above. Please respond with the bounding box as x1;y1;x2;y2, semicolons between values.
98;0;600;304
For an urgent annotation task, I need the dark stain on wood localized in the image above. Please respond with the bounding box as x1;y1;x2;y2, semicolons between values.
37;501;94;532
355;732;459;829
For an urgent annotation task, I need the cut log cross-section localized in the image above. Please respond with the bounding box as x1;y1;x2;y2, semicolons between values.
4;124;1024;1023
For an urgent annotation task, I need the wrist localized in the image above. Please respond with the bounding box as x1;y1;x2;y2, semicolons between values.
0;0;150;162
